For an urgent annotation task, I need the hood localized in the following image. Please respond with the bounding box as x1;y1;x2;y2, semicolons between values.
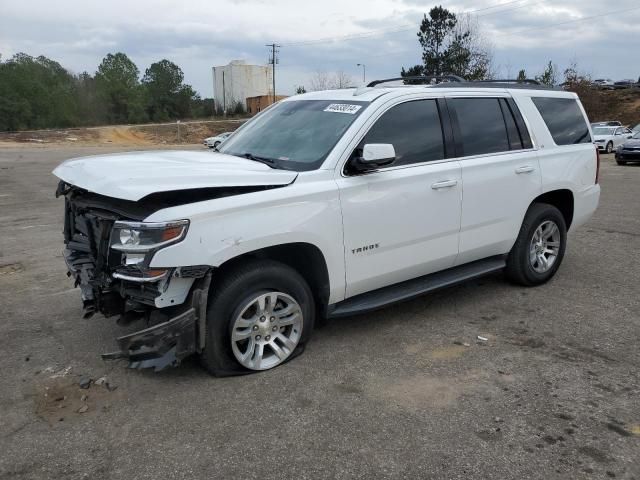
52;150;298;201
622;138;640;148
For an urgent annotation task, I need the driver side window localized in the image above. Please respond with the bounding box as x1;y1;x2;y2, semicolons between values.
359;99;445;167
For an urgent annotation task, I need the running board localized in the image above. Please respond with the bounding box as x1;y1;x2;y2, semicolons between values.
328;256;506;318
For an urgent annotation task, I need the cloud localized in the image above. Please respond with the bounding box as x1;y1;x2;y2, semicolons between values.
0;0;638;95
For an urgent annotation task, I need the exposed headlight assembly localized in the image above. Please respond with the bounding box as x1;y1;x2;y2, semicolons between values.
110;220;189;253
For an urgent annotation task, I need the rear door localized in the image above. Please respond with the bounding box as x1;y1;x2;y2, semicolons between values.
446;95;542;265
336;98;463;297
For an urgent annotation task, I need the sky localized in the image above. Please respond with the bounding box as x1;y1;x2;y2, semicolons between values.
1;0;639;97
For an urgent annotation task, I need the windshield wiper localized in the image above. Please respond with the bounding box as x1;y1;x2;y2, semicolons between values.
240;152;279;168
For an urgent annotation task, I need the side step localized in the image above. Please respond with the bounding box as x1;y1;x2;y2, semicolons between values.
328;256;506;318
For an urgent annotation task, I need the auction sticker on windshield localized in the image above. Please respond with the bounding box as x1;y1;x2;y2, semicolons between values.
324;104;362;114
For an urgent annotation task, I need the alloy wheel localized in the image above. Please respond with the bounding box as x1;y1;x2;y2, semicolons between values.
529;220;561;274
230;292;303;370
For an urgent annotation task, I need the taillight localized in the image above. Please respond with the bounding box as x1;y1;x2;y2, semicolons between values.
595;146;600;184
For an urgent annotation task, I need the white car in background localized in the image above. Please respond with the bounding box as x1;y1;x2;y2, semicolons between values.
204;132;232;149
593;126;634;153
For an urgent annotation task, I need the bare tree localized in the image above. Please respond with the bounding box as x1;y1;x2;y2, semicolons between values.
309;70;355;91
309;71;331;91
330;70;354;89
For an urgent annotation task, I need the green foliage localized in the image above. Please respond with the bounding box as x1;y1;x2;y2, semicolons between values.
95;53;144;123
536;61;557;86
0;52;212;131
401;6;492;81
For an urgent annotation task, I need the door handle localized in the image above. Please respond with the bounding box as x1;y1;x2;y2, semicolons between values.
515;165;535;174
431;179;458;189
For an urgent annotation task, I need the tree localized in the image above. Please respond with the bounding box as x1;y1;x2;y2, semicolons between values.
536;61;558;86
0;53;79;130
516;69;527;81
142;60;199;120
295;85;307;94
401;6;493;81
95;53;143;123
309;71;354;91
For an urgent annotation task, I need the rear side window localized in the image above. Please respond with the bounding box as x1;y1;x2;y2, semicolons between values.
360;99;445;166
450;98;510;156
531;97;591;145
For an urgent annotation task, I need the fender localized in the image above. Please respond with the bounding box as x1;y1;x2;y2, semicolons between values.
146;171;347;304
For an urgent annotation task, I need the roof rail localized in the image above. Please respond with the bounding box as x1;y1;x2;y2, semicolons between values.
474;79;542;85
367;75;465;87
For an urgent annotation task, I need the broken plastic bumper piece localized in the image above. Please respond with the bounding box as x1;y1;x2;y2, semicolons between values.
102;308;197;372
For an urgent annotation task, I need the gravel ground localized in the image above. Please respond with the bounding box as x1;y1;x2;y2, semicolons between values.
0;145;638;480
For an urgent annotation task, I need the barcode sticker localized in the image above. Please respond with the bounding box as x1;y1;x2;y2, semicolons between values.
324;104;362;114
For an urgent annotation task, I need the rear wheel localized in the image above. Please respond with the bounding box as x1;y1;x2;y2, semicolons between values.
505;203;567;286
199;260;315;376
616;159;627;165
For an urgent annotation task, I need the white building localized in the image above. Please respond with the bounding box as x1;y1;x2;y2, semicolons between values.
212;60;273;112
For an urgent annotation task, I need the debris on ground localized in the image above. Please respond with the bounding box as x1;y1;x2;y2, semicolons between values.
94;376;107;386
78;376;92;389
477;336;488;342
77;405;89;414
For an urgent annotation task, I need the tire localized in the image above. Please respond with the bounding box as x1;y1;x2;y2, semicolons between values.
606;142;613;154
213;141;221;148
199;259;315;376
616;160;627;165
505;203;567;286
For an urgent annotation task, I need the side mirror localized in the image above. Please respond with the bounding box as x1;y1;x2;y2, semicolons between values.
350;144;396;172
628;135;634;139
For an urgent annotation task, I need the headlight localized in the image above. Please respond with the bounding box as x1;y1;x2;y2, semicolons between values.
110;220;189;253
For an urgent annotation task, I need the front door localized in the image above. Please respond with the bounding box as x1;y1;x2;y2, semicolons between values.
336;99;463;298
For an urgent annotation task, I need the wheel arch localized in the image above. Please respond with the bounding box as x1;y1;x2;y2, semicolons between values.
212;242;331;318
531;189;574;230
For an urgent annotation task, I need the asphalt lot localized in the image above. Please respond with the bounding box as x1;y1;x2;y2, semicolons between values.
0;145;638;479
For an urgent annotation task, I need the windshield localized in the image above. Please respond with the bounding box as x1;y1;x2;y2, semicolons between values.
593;127;615;135
219;99;369;171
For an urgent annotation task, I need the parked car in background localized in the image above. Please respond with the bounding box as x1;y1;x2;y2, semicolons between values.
593;126;634;153
204;132;232;148
592;79;615;90
615;131;640;165
613;79;636;90
591;121;622;127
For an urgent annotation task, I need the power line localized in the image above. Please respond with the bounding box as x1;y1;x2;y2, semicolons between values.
283;0;532;47
360;4;640;60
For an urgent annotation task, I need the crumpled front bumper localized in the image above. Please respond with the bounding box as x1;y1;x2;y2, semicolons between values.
101;273;211;372
102;309;197;371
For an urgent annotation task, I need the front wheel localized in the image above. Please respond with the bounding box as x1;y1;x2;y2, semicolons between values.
505;203;567;286
213;141;221;148
606;142;613;154
200;260;315;376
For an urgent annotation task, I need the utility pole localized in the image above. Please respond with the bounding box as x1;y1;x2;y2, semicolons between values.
266;43;281;105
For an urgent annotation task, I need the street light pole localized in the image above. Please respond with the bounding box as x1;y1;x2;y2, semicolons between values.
357;63;366;83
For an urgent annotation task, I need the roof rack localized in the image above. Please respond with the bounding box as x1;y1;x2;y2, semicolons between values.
474;79;541;85
367;75;465;87
366;76;556;90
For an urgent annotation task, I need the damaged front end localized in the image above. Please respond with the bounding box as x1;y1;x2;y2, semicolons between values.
56;181;210;371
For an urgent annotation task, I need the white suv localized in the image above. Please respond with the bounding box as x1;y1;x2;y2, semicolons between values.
53;78;600;375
